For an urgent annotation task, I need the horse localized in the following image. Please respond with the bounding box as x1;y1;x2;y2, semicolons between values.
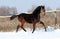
10;6;46;33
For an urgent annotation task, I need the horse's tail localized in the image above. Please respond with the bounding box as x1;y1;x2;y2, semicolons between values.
10;15;18;20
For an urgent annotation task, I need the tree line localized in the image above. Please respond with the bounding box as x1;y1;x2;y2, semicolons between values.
0;6;60;16
0;6;17;16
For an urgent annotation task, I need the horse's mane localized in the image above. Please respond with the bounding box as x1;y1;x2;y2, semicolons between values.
32;6;45;15
32;6;41;14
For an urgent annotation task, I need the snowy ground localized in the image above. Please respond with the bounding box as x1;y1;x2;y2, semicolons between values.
0;26;60;39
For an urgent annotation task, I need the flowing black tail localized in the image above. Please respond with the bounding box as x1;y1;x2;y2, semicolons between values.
10;15;18;20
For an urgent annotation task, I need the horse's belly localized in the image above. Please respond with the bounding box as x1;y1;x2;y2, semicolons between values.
26;19;33;23
25;19;39;23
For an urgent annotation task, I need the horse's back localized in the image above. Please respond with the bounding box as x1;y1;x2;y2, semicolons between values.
18;13;34;23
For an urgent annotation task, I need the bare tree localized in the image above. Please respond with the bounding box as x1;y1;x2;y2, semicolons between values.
9;7;17;15
0;6;17;16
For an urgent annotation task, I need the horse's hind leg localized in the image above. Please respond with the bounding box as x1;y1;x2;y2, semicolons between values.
16;25;20;32
21;26;26;32
16;24;26;32
18;18;26;32
32;22;36;33
40;21;47;31
20;21;26;32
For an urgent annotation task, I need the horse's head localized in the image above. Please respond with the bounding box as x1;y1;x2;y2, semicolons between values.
40;6;46;16
32;6;45;16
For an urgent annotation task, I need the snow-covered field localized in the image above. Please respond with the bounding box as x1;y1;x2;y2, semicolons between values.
0;26;60;39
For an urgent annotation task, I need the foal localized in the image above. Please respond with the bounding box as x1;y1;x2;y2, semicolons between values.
10;6;46;33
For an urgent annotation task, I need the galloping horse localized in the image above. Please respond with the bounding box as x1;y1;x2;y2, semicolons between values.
10;6;46;33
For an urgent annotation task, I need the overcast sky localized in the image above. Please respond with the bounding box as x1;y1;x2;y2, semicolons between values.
0;0;60;13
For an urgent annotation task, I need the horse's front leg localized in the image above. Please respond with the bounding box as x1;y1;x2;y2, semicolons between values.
40;21;47;31
32;21;36;33
16;25;20;32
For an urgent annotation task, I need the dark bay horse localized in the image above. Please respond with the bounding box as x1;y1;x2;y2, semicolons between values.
10;6;46;33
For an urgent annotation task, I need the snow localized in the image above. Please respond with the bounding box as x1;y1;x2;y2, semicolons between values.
0;26;60;39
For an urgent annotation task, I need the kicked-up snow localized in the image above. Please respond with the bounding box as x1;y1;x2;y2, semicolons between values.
0;26;60;39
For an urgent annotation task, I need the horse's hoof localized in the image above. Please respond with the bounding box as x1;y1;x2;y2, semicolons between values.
23;29;27;32
24;30;27;32
16;30;18;32
45;30;47;32
32;31;34;33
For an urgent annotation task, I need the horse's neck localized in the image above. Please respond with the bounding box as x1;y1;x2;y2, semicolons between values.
32;8;41;16
32;9;40;15
32;11;40;16
32;13;40;18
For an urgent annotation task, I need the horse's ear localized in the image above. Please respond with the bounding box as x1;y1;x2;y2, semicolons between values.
42;5;45;9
